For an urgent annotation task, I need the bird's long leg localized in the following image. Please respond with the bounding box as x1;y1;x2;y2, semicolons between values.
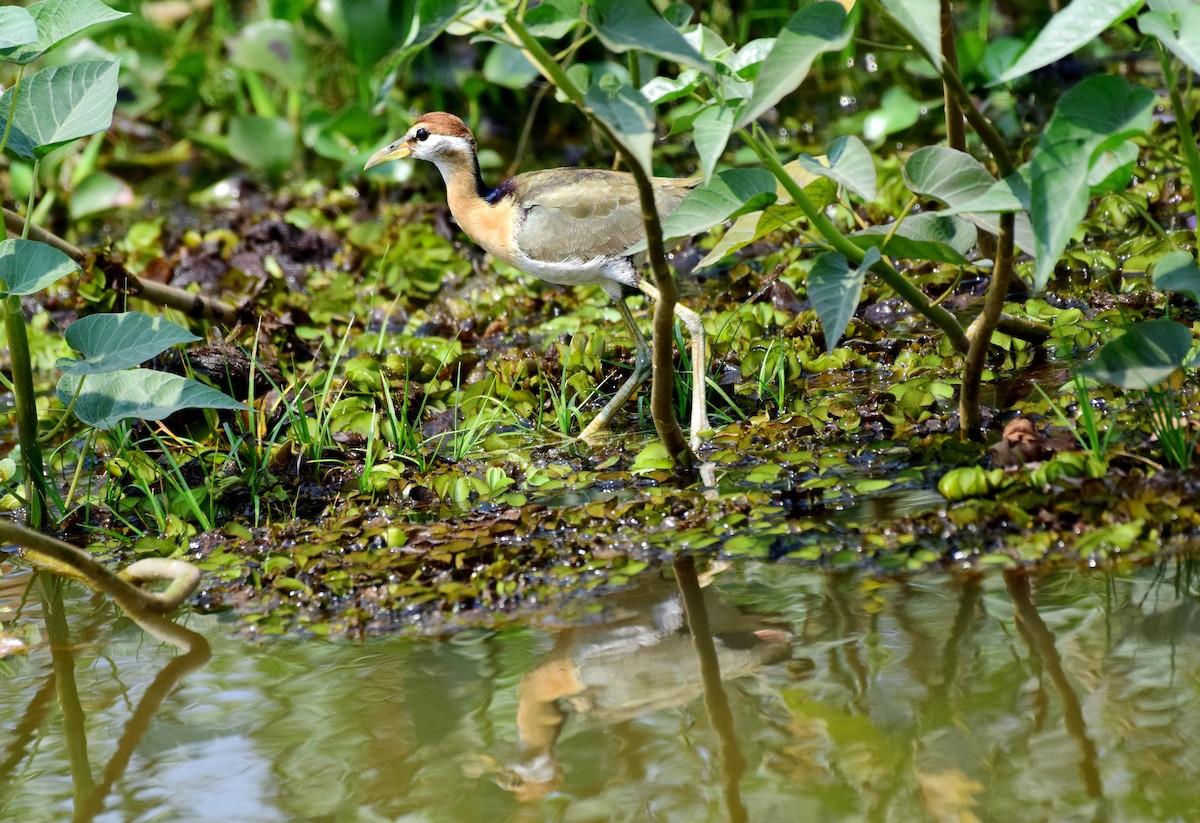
577;296;652;443
636;281;711;450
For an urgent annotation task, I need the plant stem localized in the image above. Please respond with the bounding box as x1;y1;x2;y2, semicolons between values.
940;0;966;153
1159;44;1200;249
741;129;971;353
504;13;693;466
4;293;49;528
960;211;1014;438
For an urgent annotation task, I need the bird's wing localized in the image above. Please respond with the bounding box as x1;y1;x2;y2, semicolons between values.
512;169;698;262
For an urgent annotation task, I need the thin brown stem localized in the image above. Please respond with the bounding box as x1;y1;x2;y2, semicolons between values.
959;211;1014;439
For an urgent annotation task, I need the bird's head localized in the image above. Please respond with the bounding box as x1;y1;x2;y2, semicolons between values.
364;112;476;171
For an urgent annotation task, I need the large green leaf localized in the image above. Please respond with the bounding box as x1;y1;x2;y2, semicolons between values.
649;168;777;248
1139;7;1200;75
1079;319;1194;390
809;247;881;352
228;20;309;90
863;87;925;145
587;0;709;72
798;135;877;202
881;0;942;70
228;115;296;174
1153;251;1200;305
736;2;851;130
0;239;80;295
0;7;38;50
693;104;735;181
57;370;246;430
0;0;127;64
1029;75;1154;291
904;146;1035;253
585;79;655;175
850;213;977;264
58;312;200;376
995;0;1141;83
0;60;119;159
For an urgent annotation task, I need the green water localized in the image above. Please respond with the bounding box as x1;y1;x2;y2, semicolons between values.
2;557;1199;822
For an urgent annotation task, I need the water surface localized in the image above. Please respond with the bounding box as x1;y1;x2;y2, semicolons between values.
2;557;1199;822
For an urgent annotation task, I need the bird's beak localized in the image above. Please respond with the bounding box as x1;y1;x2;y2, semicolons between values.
364;140;411;170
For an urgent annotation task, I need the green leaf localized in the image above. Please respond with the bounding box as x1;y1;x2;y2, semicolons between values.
1140;8;1200;75
68;171;133;219
863;87;926;145
1029;75;1154;291
1152;251;1200;305
584;79;655;175
995;0;1142;83
525;0;583;39
695;162;836;268
0;239;80;296
0;60;119;159
587;0;710;72
483;43;538;89
736;2;851;130
641;69;701;104
0;0;128;64
652;168;777;246
57;370;247;430
1079;319;1194;390
849;213;976;264
0;7;38;50
57;312;200;376
809;247;881;352
228;19;309;90
798;135;877;202
228;115;296;174
904;147;1035;253
693;104;735;181
880;0;942;70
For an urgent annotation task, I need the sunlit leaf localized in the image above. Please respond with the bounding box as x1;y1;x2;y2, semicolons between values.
863;87;926;144
1079;319;1194;390
0;7;37;50
1153;251;1200;305
0;0;127;64
881;0;942;69
995;0;1142;83
0;239;80;296
58;370;246;430
693;104;735;181
1028;75;1154;291
809;247;881;352
798;135;876;202
1139;8;1200;75
58;312;200;376
736;2;851;129
0;60;119;159
648;168;777;248
641;69;700;104
587;0;710;72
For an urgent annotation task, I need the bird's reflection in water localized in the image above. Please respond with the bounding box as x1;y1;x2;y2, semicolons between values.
499;570;792;801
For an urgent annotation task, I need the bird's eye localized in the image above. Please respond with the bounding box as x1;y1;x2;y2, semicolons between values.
414;128;430;142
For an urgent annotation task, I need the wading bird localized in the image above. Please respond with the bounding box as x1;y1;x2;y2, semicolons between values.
364;112;710;448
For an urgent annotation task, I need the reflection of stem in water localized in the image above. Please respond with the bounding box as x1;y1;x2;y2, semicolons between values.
674;556;747;823
1006;570;1105;806
42;575;96;816
825;570;870;707
27;574;212;823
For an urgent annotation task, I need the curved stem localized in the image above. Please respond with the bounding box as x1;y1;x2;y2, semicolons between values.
0;519;199;614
